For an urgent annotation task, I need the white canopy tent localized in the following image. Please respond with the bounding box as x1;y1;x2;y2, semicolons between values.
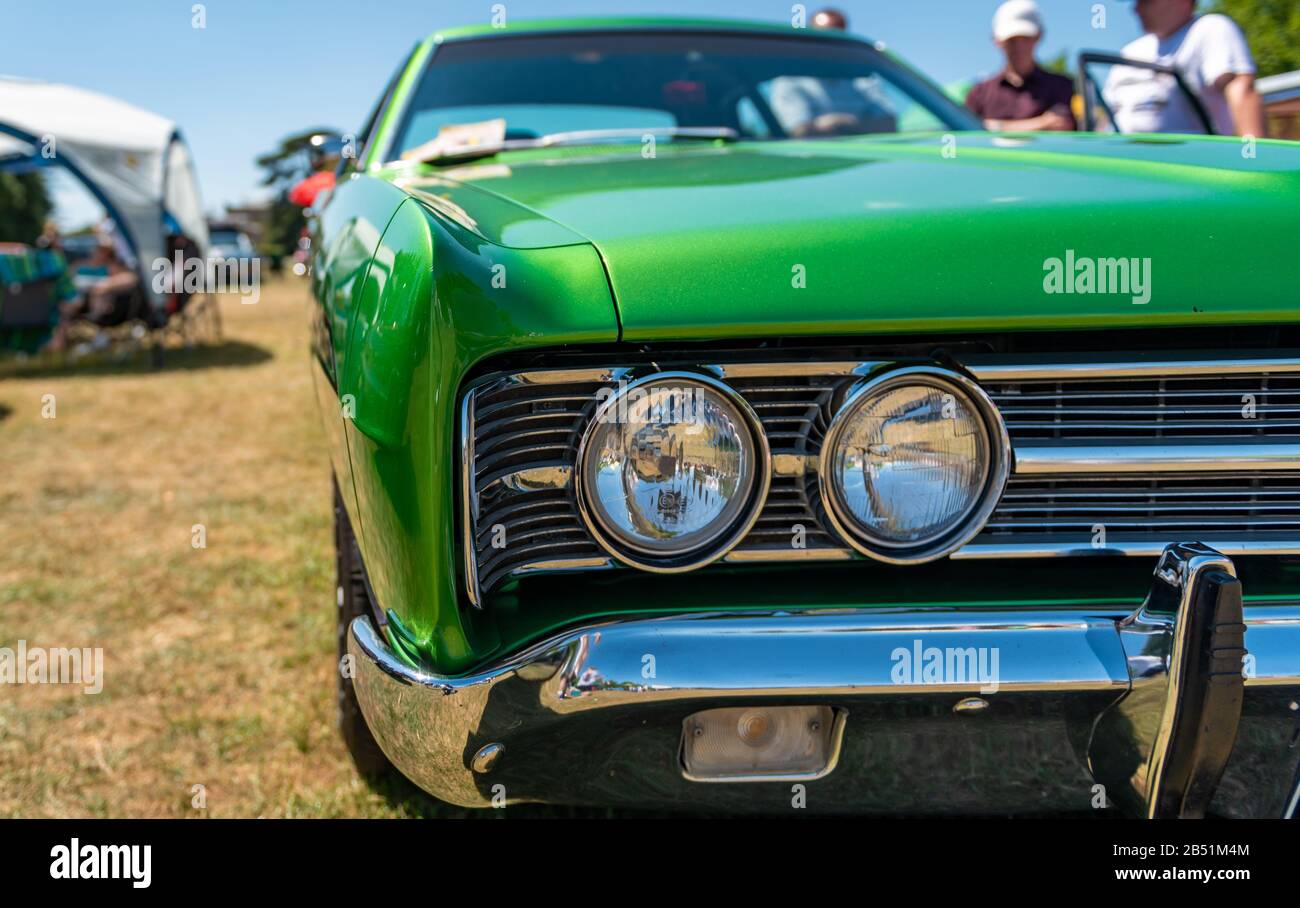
0;76;209;307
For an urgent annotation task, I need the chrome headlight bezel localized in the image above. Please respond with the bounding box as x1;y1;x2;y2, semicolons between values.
817;365;1011;565
574;371;771;573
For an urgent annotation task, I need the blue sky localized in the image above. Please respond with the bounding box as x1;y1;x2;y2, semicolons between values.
3;0;1145;222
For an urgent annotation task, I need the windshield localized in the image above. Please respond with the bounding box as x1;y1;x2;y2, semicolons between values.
390;31;977;159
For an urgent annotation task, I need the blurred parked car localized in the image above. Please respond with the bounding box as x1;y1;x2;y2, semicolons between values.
207;223;256;263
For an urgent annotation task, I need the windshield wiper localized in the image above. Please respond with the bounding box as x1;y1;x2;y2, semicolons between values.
404;126;739;164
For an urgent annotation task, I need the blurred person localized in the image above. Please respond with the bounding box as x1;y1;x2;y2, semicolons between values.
35;219;63;252
767;8;899;137
62;236;140;326
96;215;137;270
1107;0;1264;136
966;1;1076;131
157;221;203;317
811;7;848;30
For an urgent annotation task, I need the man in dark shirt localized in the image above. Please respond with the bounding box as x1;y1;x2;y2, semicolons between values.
966;0;1077;132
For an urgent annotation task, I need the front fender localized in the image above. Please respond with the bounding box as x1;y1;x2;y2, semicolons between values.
342;196;619;671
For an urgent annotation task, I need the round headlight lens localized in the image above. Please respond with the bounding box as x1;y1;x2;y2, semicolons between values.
579;376;763;565
825;374;998;555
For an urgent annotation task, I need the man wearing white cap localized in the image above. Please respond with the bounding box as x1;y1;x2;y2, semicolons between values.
966;1;1076;132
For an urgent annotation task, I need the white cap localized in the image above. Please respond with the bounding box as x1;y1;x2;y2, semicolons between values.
992;0;1043;42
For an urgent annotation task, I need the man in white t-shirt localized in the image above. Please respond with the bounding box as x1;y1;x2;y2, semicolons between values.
1105;0;1265;136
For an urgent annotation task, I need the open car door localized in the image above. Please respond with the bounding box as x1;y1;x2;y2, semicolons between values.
1078;51;1217;135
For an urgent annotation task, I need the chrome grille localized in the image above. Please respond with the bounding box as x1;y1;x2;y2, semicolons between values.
471;380;598;485
985;474;1300;536
734;474;840;554
723;375;835;454
463;354;1300;601
467;379;603;598
474;488;600;593
985;373;1300;441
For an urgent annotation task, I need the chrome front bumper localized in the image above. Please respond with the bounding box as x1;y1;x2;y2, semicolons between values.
348;545;1300;816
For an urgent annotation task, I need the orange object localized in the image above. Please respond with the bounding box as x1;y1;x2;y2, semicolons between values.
289;170;336;208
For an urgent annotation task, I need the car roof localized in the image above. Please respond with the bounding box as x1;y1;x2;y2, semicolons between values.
429;16;872;46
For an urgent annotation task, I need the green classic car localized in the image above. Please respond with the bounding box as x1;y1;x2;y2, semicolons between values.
311;17;1300;817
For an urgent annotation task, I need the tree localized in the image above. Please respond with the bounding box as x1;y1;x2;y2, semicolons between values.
1041;50;1075;81
0;171;52;245
254;127;341;265
1208;0;1300;78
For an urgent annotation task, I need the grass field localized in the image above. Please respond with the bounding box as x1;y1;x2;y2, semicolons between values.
0;279;544;818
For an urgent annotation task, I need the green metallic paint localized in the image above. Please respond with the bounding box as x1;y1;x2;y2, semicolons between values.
336;194;618;672
312;17;1300;674
308;171;411;534
396;172;590;249
310;173;410;384
399;133;1300;341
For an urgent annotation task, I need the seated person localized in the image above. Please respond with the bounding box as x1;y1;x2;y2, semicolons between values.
767;74;899;137
64;237;140;326
160;229;202;316
765;8;899;138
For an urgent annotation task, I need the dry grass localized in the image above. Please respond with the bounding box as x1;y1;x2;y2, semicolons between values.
0;279;493;818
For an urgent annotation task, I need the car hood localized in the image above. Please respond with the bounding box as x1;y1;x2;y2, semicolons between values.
404;133;1300;341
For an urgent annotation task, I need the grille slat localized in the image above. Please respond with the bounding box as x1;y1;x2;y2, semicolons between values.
1004;421;1300;430
473;427;581;458
986;519;1300;529
983;474;1300;538
988;374;1300;441
1002;406;1300;416
474;411;587;438
996;502;1300;513
475;512;580;542
474;444;576;481
992;389;1300;401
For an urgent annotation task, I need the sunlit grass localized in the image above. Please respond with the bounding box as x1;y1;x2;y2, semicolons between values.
0;280;465;818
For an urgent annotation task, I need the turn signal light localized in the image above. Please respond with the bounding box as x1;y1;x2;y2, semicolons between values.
681;705;841;781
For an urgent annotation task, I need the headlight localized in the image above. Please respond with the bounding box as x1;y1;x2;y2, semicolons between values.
577;373;769;571
819;367;1009;563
